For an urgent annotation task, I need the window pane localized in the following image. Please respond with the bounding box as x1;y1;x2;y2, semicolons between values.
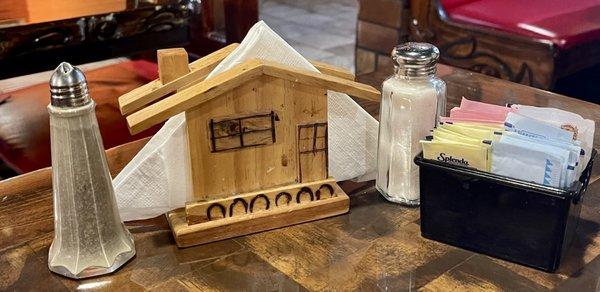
315;136;327;150
242;115;272;131
316;125;327;137
210;112;277;152
212;120;240;138
243;131;273;146
298;126;314;152
214;136;241;151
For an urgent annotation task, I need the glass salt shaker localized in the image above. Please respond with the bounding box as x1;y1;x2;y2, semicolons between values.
376;42;446;205
48;63;136;279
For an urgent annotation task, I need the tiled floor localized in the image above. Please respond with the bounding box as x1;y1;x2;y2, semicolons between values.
259;0;358;72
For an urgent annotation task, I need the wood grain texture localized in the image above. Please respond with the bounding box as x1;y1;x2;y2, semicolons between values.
120;44;354;117
126;59;381;134
185;75;328;200
261;60;380;102
310;59;356;80
298;123;328;183
118;43;239;115
3;65;600;291
168;180;349;247
157;48;191;84
126;52;357;248
126;59;265;134
185;178;339;225
358;0;406;29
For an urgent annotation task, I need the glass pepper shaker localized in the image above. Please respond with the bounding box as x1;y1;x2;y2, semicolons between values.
376;42;446;205
47;63;136;279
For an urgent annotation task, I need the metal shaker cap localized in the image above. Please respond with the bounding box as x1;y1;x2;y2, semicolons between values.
392;42;440;77
49;62;91;108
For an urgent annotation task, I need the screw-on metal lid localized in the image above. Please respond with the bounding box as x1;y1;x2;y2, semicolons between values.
392;42;440;77
49;62;91;108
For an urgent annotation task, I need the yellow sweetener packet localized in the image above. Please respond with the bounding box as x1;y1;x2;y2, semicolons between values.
451;123;503;131
439;123;498;140
435;127;471;139
421;140;489;171
433;128;489;146
432;128;493;169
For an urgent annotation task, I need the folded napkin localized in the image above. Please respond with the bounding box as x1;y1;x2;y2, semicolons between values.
113;21;380;221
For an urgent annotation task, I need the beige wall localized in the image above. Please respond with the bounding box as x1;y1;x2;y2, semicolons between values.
186;75;328;200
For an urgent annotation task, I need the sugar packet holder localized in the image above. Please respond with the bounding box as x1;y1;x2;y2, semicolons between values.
414;148;596;272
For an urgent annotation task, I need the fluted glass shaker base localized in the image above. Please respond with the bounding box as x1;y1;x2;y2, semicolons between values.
377;186;420;206
376;168;421;206
48;63;135;279
49;235;135;279
379;193;420;206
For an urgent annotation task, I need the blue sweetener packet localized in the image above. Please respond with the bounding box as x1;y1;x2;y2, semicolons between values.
495;131;582;187
512;104;594;169
504;112;574;143
492;134;571;188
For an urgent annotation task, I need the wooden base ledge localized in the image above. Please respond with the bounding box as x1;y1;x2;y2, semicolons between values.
166;178;349;248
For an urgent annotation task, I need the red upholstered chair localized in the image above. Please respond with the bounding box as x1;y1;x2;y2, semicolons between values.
0;60;162;175
409;0;600;91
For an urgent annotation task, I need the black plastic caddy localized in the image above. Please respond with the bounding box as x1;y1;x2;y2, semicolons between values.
414;149;596;272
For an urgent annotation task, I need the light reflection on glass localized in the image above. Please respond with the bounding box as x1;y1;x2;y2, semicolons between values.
76;280;111;290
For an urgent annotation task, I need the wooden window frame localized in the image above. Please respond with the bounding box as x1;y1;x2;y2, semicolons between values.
298;123;328;154
209;111;277;152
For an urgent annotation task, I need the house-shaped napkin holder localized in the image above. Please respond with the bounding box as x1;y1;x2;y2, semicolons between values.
118;44;381;247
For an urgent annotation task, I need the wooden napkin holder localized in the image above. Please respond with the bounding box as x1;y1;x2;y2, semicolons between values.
117;44;381;247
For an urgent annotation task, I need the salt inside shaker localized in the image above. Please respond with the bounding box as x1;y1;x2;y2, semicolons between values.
47;62;135;279
376;43;446;205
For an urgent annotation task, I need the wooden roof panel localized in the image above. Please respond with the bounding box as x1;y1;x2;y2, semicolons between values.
124;59;381;135
119;43;240;115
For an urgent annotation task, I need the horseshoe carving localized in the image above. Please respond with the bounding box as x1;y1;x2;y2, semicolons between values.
315;184;334;200
296;187;314;203
275;192;292;206
206;203;226;221
229;198;249;217
250;194;270;212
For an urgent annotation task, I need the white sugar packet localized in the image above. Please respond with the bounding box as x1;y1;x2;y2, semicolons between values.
112;21;379;221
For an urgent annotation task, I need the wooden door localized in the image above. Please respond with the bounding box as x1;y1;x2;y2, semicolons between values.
297;123;328;183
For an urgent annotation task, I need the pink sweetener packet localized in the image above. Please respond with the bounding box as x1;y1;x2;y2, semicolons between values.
459;97;514;116
449;107;506;122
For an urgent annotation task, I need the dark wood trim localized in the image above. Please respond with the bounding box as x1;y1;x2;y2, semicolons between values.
404;0;600;90
0;1;192;78
0;27;189;79
187;0;258;56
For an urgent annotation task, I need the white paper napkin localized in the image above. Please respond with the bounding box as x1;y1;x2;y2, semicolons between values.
113;21;379;221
